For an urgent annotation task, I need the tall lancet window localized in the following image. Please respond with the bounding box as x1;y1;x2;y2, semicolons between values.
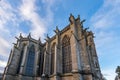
62;35;72;73
50;43;55;74
25;45;35;76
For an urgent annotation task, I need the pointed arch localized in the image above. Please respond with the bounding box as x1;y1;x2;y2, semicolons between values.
62;35;72;73
25;45;35;76
50;43;56;74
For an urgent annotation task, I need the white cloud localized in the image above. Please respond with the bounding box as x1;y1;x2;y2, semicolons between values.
90;0;120;80
0;70;4;73
0;61;7;68
0;0;14;33
0;0;57;73
0;37;10;57
41;0;55;23
94;31;115;50
19;0;45;39
90;0;120;51
91;0;120;29
19;0;56;39
0;0;22;73
0;0;15;57
102;68;116;80
0;60;7;73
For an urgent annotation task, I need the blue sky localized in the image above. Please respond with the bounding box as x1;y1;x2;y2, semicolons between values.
0;0;120;79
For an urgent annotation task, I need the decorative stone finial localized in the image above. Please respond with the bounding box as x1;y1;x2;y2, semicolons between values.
70;13;73;17
76;15;81;22
69;13;75;24
27;33;31;39
38;37;42;43
84;27;89;31
78;15;80;19
45;34;50;42
47;34;50;39
13;43;17;48
54;26;60;34
56;26;59;31
81;19;86;24
15;36;20;41
80;19;86;28
19;33;23;38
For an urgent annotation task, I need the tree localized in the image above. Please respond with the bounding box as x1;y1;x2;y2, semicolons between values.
116;66;120;76
103;77;107;80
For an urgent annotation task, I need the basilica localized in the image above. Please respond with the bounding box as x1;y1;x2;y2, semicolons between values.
2;14;103;80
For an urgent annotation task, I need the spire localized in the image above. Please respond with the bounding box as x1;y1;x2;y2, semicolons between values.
47;34;50;39
76;14;80;21
19;33;23;39
78;15;80;19
56;26;59;31
75;14;81;23
70;13;73;17
45;34;50;42
54;26;60;34
38;37;42;44
27;33;31;39
69;13;75;24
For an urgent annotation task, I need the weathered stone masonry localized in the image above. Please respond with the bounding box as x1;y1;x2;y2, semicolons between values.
2;14;102;80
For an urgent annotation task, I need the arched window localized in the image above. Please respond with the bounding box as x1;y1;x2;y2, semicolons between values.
62;35;72;73
25;45;35;76
50;43;55;74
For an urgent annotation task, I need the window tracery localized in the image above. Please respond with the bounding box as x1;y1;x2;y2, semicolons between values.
62;35;72;73
25;45;35;76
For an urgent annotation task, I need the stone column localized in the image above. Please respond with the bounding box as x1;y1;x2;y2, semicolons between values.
7;50;13;67
69;14;83;80
87;33;102;79
4;49;13;74
35;44;39;76
19;44;28;75
42;35;51;79
41;50;46;80
54;27;61;80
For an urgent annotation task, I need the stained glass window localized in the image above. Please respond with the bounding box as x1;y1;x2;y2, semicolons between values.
62;35;72;73
25;45;35;76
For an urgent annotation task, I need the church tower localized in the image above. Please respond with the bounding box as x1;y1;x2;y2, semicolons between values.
2;14;103;80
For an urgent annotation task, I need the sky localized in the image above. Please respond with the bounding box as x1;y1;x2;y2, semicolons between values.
0;0;120;80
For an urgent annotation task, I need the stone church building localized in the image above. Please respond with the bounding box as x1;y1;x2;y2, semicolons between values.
2;14;102;80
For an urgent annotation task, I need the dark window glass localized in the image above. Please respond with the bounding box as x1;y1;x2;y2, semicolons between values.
25;45;35;76
62;35;72;73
